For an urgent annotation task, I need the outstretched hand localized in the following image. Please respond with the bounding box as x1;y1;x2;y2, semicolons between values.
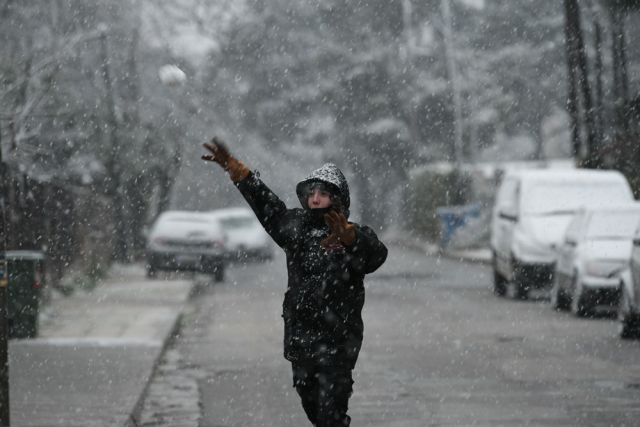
321;210;356;249
201;137;232;168
201;137;250;182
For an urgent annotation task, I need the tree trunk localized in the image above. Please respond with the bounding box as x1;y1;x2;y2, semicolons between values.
532;123;544;161
99;30;126;262
564;0;583;161
618;12;630;120
125;176;149;258
594;19;605;146
564;0;599;168
610;6;630;134
156;170;174;215
0;130;6;256
0;0;11;18
441;0;464;168
122;11;144;260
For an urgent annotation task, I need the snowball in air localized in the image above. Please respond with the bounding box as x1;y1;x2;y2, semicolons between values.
158;64;186;86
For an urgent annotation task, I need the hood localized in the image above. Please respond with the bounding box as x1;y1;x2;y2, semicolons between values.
149;220;223;243
296;163;350;217
582;239;633;262
524;214;575;247
225;227;270;249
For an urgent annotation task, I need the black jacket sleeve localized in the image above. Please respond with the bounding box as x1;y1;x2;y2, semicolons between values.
234;172;297;248
345;224;388;275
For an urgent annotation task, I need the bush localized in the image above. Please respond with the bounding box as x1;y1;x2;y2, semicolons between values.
404;168;472;241
56;260;106;295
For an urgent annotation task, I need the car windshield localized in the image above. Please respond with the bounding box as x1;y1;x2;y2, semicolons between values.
586;212;640;240
220;216;256;229
167;217;210;224
524;183;629;215
151;213;219;235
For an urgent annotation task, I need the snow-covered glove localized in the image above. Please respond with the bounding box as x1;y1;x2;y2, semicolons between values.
321;210;356;248
201;137;250;183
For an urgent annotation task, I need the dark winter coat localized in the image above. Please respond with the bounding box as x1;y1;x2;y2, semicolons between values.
235;164;388;368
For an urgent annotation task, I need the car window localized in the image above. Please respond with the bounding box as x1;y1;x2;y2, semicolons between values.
523;183;630;214
586;211;640;239
151;213;223;236
220;217;257;229
166;217;211;224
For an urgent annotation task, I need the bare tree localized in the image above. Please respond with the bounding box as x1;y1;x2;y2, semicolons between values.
563;0;600;168
609;4;630;132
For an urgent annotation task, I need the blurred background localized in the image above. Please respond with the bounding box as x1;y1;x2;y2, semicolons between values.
2;0;640;290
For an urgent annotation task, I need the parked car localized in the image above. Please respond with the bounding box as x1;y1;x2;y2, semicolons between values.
491;169;634;299
616;266;640;339
145;210;227;281
551;204;640;316
208;207;274;261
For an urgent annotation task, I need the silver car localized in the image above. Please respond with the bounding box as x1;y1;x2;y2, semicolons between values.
145;211;227;281
209;207;273;261
551;204;640;317
618;241;640;339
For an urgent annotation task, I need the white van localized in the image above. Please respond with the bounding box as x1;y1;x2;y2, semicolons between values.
491;169;634;299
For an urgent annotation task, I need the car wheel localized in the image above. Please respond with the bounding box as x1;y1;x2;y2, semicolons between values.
512;259;529;300
550;274;571;311
620;316;640;339
493;253;507;297
146;264;157;278
213;264;225;283
571;276;592;317
619;286;640;339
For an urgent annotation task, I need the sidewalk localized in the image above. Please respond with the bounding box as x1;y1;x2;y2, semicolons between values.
445;247;492;264
383;230;492;265
9;263;195;427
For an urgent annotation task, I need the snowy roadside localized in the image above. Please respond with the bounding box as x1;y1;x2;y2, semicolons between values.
11;262;197;427
382;229;491;265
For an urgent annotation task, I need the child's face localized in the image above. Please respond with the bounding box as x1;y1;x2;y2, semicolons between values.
307;188;332;209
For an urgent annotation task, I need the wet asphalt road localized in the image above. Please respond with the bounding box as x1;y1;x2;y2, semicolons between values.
141;243;640;426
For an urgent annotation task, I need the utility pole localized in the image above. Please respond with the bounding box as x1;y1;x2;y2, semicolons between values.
99;25;126;262
441;0;464;170
0;121;11;427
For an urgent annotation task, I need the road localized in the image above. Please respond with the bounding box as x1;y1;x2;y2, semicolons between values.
140;243;640;426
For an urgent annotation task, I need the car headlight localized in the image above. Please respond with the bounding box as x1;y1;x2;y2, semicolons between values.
585;260;627;278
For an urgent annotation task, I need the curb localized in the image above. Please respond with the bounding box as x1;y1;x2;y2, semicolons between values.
389;235;491;266
126;312;184;427
125;277;201;427
443;250;492;265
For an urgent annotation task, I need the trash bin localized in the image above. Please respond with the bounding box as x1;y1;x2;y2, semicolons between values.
436;203;481;249
4;251;45;339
